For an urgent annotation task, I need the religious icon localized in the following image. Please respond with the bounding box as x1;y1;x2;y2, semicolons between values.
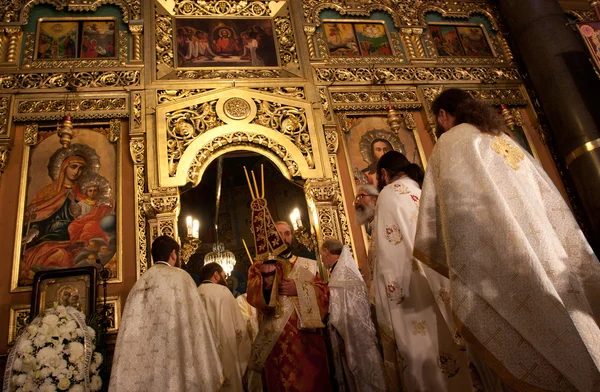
81;21;117;58
14;129;119;290
344;116;423;188
175;18;279;68
323;21;393;57
36;21;79;59
429;24;493;57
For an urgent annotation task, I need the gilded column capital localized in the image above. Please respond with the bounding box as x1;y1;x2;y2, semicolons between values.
143;188;180;218
305;178;339;203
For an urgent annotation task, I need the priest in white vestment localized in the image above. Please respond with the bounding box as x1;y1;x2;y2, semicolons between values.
414;88;600;392
374;151;473;392
198;262;251;392
321;239;387;392
109;236;224;392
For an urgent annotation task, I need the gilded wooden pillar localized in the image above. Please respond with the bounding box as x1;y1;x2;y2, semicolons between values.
143;188;180;254
3;26;20;65
304;25;317;59
0;94;12;184
129;23;144;62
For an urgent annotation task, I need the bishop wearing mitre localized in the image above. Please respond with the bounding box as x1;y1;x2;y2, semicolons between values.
244;167;332;392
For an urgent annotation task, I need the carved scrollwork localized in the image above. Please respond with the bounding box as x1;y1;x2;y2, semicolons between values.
418;2;500;31
109;119;121;143
131;92;143;132
319;87;333;123
305;178;337;202
24;123;38;146
187;132;299;185
328;156;353;253
156;14;174;69
303;0;417;27
165;100;223;175
256;87;305;99
17;98;127;114
331;91;419;105
0;70;140;90
174;0;271;16
223;98;252;120
465;88;527;106
23;32;128;69
0;96;10;135
157;89;215;105
0;144;10;173
176;69;282;79
159;220;175;238
422;86;443;104
129;137;145;164
325;125;338;153
315;67;520;84
147;192;180;216
253;99;315;169
275;16;297;66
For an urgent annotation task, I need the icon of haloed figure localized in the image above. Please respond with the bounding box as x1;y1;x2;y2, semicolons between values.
355;129;407;187
21;143;115;282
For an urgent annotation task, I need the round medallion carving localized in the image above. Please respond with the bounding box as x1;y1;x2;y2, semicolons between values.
223;98;251;120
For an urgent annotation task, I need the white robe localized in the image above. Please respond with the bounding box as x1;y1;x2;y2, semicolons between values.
328;246;387;392
109;264;224;392
236;293;259;343
198;283;251;392
414;123;600;391
374;176;472;392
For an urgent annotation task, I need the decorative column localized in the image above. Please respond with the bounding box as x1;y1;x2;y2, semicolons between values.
304;26;317;59
129;22;143;63
3;26;20;65
499;0;600;251
143;188;180;248
0;95;12;184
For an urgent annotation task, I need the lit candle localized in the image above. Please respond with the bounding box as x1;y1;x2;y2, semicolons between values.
186;216;193;237
193;219;200;239
290;210;298;231
293;208;302;229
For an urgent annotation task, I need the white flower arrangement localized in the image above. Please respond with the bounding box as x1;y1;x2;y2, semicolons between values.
3;306;103;392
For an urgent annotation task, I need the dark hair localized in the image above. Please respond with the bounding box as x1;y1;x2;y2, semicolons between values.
431;88;505;136
199;262;224;282
151;235;180;264
377;151;424;188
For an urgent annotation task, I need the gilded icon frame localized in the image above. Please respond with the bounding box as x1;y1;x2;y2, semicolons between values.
425;22;497;59
10;123;123;293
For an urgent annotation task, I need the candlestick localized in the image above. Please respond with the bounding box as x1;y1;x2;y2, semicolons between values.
193;219;200;239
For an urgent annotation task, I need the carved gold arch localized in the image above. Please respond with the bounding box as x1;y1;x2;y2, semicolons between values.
154;88;331;188
418;4;500;31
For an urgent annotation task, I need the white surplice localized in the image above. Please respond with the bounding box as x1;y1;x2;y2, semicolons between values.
198;283;251;392
328;245;387;392
109;264;224;392
236;293;259;343
374;176;473;392
414;123;600;391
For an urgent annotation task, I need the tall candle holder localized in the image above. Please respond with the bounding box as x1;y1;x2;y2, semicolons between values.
181;216;201;266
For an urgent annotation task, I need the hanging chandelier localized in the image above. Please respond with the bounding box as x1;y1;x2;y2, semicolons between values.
203;157;236;276
205;242;236;276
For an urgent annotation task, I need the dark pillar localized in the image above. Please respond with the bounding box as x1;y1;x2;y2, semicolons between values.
499;0;600;254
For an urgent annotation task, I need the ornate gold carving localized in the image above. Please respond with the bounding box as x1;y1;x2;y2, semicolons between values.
422;86;443;104
17;98;126;115
109;119;121;143
8;304;30;345
157;89;215;104
187;132;300;185
131;92;143;132
24;123;38;146
403;112;417;130
402;29;417;60
23;31;128;69
315;67;520;84
275;16;297;67
0;96;10;135
319;87;333;123
223;98;252;120
253;99;314;169
166;100;223;175
145;190;180;216
330;91;419;109
130;138;145;164
303;1;418;27
0;70;140;90
159;220;176;238
180;237;201;265
174;0;272;16
0;144;10;173
176;69;282;79
418;2;500;31
156;14;174;69
325;125;338;154
465;88;527;106
257;87;305;99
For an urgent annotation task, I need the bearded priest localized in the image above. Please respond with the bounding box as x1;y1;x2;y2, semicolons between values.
109;236;224;392
244;166;332;392
198;262;251;392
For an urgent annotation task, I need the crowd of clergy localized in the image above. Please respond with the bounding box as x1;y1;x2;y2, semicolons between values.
108;89;600;392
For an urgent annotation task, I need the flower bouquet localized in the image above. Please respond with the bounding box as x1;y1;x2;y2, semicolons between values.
3;305;103;392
